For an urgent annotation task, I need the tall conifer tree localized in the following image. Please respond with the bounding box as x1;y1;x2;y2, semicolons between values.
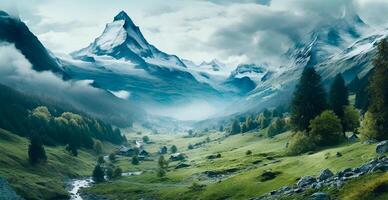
367;39;388;140
291;67;327;131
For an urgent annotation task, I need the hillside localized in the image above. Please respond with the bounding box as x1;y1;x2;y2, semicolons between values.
82;129;386;200
0;129;96;200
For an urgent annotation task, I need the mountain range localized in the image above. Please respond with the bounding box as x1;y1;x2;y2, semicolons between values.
1;9;387;123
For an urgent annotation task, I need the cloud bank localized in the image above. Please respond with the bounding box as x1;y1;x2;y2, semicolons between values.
0;43;142;126
2;0;388;67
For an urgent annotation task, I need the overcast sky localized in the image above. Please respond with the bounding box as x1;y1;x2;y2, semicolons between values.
2;0;388;66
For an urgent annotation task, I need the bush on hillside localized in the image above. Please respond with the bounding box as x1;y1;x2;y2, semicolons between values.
343;105;360;132
131;155;139;165
142;136;150;143
113;167;122;178
109;153;116;162
360;111;379;141
308;110;343;146
106;166;114;180
287;132;316;155
188;182;206;192
267;118;288;137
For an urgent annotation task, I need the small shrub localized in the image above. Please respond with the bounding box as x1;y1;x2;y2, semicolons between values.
188;144;194;150
267;118;287;137
343;105;360;132
132;155;139;165
246;150;252;156
106;167;113;180
142;136;150;143
309;110;343;146
360;111;378;141
188;182;206;192
157;168;166;177
97;156;105;164
109;153;116;162
113;167;122;178
287;132;316;155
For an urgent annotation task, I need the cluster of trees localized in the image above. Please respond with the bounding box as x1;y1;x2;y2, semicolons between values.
359;39;388;141
93;155;123;183
0;84;126;158
92;164;123;183
288;63;361;154
159;145;178;154
27;106;126;155
228;106;289;137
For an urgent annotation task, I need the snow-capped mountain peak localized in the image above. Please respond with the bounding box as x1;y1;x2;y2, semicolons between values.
71;11;186;69
199;59;226;72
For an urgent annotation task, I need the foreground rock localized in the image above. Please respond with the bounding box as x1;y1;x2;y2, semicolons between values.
309;192;330;200
317;169;334;181
252;156;388;200
0;177;24;200
376;140;388;154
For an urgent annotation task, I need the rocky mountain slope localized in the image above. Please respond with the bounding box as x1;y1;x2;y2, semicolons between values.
234;12;387;114
64;11;228;106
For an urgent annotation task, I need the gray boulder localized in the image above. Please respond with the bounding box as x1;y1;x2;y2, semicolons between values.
0;178;24;200
318;169;334;181
376;140;388;154
310;192;330;200
297;176;316;188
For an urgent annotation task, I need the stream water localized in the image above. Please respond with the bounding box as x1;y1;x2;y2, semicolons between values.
68;171;143;200
68;178;93;200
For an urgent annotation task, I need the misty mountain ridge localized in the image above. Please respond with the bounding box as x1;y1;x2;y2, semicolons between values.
1;9;387;122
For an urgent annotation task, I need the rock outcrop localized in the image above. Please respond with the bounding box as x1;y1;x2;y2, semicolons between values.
376;140;388;154
252;156;388;200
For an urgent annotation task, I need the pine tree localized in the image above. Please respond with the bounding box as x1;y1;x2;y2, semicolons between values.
170;145;178;153
229;120;241;134
219;125;224;132
329;74;349;120
157;155;168;177
367;39;388;140
28;134;47;165
291;67;328;131
92;164;105;183
131;155;139;165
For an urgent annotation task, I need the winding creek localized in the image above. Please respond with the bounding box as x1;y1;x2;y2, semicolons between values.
68;171;143;200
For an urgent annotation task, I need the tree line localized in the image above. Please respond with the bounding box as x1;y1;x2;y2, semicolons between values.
287;39;388;154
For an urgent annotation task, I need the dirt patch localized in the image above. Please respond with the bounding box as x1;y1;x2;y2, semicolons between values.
259;171;282;182
252;160;262;164
203;168;240;178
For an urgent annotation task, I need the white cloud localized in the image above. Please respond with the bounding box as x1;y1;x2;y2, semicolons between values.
0;43;141;126
3;0;388;66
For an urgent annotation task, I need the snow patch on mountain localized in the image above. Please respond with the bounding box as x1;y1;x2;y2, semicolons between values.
95;20;127;51
230;64;269;83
